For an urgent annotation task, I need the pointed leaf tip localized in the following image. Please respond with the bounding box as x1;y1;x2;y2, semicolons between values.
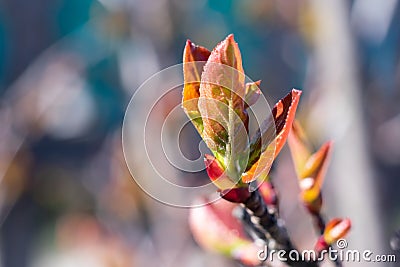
300;140;333;206
182;40;211;133
245;81;262;107
207;34;244;75
272;89;302;157
198;34;247;156
323;218;351;244
183;40;211;63
288;120;312;176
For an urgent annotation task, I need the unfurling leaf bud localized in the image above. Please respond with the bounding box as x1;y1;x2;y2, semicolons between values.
289;121;333;214
315;218;351;253
300;141;333;213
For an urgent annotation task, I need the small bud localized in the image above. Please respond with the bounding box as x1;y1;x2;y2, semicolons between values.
315;218;351;254
289;123;333;214
314;237;329;254
300;141;332;213
323;218;351;245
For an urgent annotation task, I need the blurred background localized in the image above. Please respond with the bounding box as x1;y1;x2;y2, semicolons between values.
0;0;399;266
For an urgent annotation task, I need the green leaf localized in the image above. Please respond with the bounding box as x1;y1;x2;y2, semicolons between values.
198;34;248;178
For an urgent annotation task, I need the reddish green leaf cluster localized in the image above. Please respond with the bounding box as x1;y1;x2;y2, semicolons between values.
183;35;351;267
183;35;301;188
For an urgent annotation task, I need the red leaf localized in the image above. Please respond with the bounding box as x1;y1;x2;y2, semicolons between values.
244;89;302;182
204;154;238;189
271;89;302;157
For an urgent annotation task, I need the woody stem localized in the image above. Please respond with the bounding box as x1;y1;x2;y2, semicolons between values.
242;189;319;267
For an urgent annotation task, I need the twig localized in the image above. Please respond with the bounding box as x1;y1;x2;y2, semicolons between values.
312;213;342;267
233;205;267;243
243;189;319;267
312;213;325;235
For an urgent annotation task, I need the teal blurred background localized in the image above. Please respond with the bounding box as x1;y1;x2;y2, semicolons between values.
0;0;399;266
